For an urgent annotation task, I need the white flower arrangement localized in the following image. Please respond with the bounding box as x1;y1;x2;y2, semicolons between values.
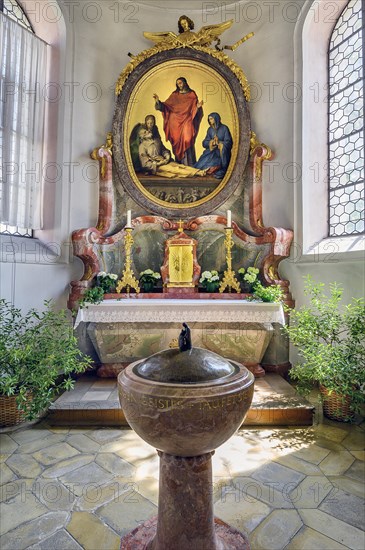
238;266;259;285
199;270;220;289
139;269;161;285
96;272;119;293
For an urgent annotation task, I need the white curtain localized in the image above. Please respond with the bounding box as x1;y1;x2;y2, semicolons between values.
0;12;47;229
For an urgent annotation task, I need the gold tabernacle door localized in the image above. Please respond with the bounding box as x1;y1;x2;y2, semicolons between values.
160;228;201;291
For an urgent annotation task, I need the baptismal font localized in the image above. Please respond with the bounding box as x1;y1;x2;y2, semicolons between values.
118;324;255;549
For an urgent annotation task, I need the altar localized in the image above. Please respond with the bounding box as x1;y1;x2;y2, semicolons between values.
68;17;294;381
75;299;285;377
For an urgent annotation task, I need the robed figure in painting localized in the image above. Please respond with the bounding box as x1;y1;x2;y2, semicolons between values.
153;77;203;166
194;112;233;179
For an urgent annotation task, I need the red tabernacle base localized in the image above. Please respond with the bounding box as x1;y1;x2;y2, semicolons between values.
120;516;250;550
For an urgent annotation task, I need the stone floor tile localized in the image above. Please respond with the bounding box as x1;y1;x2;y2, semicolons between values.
0;434;18;455
0;478;33;502
28;529;82;550
344;459;364;482
273;455;322;476
291;444;331;465
76;478;133;511
17;433;66;454
0;511;68;549
0;463;17;484
81;391;113;401
95;452;135;477
319;487;365;531
319;450;355;476
251;462;305;492
328;475;365;499
0;492;48;535
350;450;364;461
6;453;43;478
46;426;70;434
285;526;348;549
133;453;160;482
289;475;333;508
214;492;271;534
250;509;302;550
230;476;294;509
299;508;365;549
33;479;76;511
67;433;102;453
96;492;157;537
341;428;365;451
41;455;94;478
131;476;159;506
60;462;114;496
88;429;124;444
66;511;120;550
314;437;348;452
91;380;117;389
312;424;348;443
11;428;53;445
33;443;80;466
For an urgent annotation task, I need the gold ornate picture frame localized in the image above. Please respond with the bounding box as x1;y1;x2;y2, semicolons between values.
113;45;251;218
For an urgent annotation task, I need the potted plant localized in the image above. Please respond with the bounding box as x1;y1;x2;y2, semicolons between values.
79;272;119;307
199;270;221;293
139;269;161;292
0;299;93;426
238;266;259;293
253;282;284;302
96;272;118;294
283;276;365;421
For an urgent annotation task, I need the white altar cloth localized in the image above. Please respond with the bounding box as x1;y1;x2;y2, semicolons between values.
74;299;285;328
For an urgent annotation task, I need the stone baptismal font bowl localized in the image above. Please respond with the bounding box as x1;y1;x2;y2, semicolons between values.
118;323;255;549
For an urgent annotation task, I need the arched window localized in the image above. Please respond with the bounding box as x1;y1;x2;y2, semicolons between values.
2;0;33;32
328;0;364;237
0;0;47;237
298;0;364;260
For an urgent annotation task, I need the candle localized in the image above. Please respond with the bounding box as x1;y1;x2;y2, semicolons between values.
227;210;232;228
126;210;132;228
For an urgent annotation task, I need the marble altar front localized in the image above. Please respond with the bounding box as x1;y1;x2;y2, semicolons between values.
75;299;285;377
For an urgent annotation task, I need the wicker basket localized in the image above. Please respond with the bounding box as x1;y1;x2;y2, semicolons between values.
319;386;354;422
0;395;27;427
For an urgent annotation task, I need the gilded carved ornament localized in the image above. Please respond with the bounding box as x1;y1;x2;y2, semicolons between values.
91;132;113;179
115;17;253;101
250;131;273;178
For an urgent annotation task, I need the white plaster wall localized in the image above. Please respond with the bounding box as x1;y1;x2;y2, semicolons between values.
1;0;363;317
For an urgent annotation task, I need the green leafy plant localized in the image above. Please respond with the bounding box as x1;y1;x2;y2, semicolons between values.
253;282;284;302
0;299;93;420
79;286;105;307
283;276;365;419
199;270;220;291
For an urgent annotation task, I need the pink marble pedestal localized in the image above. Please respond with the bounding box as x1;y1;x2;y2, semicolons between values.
120;452;250;550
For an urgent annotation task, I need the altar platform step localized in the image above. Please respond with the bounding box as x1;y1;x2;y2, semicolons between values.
47;373;314;426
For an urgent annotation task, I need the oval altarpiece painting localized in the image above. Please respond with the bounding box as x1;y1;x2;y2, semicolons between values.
113;49;251;218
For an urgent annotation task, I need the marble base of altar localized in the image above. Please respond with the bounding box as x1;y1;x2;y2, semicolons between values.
74;300;286;378
88;321;272;378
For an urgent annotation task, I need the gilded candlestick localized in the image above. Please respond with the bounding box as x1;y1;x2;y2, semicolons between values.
219;228;240;294
116;228;140;295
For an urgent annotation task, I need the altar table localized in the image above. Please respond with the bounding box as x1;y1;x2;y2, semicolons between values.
75;300;286;377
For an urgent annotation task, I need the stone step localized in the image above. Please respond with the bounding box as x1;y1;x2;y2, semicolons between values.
47;373;314;426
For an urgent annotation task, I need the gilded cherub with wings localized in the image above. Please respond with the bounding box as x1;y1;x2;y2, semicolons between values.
144;15;243;50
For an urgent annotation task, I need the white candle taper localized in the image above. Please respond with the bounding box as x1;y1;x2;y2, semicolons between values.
227;210;232;228
126;210;132;228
